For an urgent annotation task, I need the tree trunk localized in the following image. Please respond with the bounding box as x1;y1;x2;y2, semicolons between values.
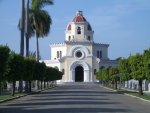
19;0;25;93
115;79;117;89
0;81;2;95
40;81;42;89
44;81;46;88
46;82;48;88
25;0;29;57
11;81;16;96
29;81;32;92
36;37;39;62
138;80;143;95
20;0;25;56
18;81;23;93
25;81;28;92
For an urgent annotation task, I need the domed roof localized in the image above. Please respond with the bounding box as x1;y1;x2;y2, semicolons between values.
67;24;71;30
66;11;92;31
72;11;86;22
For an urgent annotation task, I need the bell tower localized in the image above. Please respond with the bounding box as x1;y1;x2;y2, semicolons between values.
65;11;94;42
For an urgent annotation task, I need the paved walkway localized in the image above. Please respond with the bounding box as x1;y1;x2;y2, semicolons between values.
0;83;150;113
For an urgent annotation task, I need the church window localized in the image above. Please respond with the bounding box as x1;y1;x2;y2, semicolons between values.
60;51;62;58
57;51;59;58
88;36;90;41
69;36;71;41
76;51;82;58
97;50;102;58
100;51;102;58
77;27;81;34
62;69;65;74
97;51;99;58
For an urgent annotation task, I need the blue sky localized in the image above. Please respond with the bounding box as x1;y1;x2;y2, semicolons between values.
0;0;150;60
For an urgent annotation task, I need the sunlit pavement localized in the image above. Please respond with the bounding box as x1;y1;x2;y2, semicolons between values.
0;83;150;113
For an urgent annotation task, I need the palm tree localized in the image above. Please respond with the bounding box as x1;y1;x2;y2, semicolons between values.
18;0;25;93
31;0;53;61
25;0;34;57
20;0;25;56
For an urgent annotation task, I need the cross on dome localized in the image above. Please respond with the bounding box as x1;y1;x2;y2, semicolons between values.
72;10;86;22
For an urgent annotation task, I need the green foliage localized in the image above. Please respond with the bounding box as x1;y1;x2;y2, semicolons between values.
24;57;36;81
0;45;10;81
32;0;53;10
109;67;119;81
129;54;146;80
30;0;53;38
6;52;24;82
143;48;150;81
118;48;150;95
118;58;131;81
44;67;63;82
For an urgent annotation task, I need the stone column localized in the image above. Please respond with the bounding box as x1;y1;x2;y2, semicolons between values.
69;70;74;82
84;70;89;82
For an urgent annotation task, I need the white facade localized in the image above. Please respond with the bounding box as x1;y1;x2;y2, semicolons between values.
43;11;118;82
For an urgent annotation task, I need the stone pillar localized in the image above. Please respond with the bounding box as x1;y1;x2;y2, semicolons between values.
84;70;89;82
69;70;74;82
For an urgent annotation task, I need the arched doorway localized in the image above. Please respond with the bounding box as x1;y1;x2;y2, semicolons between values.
75;66;84;82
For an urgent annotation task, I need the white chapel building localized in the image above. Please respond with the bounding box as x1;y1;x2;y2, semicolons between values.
43;11;118;83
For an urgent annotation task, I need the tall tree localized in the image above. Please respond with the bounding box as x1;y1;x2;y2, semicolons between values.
118;58;131;88
129;54;146;95
20;0;25;56
143;48;150;81
31;0;53;61
25;0;30;57
18;0;25;92
0;45;10;95
7;52;24;96
109;67;119;89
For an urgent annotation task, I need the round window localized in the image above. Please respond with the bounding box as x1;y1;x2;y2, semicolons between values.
76;51;82;58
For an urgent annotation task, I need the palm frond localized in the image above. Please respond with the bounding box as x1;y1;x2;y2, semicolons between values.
32;0;53;9
32;9;52;38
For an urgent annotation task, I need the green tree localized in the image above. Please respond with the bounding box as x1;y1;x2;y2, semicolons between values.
6;52;24;96
24;57;36;92
0;45;10;95
33;61;46;89
143;48;150;81
129;54;146;95
31;0;53;61
118;58;131;87
109;67;119;89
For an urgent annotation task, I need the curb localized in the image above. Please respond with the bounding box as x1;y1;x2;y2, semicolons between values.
100;85;117;92
100;85;150;103
0;94;28;103
124;93;150;103
0;85;57;104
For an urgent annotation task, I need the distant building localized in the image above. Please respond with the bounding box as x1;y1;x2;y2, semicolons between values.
43;11;118;82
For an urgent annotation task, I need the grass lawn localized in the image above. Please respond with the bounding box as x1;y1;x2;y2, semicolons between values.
0;92;26;101
127;92;150;100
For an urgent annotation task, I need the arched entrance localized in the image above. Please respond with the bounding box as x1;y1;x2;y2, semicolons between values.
69;61;91;82
75;66;84;82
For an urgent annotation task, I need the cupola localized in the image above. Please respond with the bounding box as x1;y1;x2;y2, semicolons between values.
65;11;94;42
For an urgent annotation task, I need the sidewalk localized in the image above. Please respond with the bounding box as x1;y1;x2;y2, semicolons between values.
100;85;150;103
0;85;57;103
121;87;150;95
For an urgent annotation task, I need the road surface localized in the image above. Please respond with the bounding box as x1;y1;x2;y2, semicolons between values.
0;83;150;113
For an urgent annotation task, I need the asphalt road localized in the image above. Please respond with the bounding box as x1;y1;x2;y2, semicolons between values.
0;83;150;113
